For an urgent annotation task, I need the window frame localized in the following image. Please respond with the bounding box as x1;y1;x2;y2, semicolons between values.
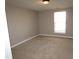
54;11;67;34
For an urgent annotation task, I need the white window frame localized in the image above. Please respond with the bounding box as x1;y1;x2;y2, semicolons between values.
54;11;66;34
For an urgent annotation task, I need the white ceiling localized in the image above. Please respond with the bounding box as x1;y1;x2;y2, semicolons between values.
6;0;73;11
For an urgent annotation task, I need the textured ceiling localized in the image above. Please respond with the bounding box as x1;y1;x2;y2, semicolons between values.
6;0;73;11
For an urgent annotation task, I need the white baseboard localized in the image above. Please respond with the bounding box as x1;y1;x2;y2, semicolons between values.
11;34;39;48
39;34;73;39
11;34;72;48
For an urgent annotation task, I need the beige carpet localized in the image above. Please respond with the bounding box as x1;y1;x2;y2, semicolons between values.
12;36;73;59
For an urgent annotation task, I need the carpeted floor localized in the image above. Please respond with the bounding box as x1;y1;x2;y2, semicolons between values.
12;36;73;59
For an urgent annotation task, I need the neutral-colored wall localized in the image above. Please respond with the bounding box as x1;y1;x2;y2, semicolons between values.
6;5;73;46
6;5;38;46
38;8;73;37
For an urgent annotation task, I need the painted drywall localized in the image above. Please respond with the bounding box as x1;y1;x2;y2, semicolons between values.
6;5;38;46
38;8;73;37
6;5;73;47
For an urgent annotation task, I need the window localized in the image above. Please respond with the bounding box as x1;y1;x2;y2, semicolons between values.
54;11;66;33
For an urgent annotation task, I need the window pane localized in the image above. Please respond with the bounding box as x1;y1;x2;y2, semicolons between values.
54;11;66;33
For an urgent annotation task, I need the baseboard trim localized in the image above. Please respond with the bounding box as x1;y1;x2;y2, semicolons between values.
39;34;73;39
11;34;72;48
11;34;39;48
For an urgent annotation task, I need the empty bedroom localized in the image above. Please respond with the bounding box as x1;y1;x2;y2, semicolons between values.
5;0;73;59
